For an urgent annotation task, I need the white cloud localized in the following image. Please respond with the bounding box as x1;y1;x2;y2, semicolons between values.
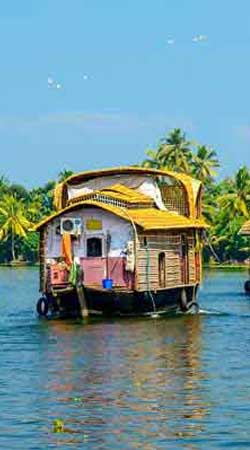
0;111;195;136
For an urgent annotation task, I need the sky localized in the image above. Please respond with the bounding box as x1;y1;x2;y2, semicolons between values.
0;0;250;187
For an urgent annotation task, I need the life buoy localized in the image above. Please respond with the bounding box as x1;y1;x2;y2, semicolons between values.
244;280;250;294
36;296;49;316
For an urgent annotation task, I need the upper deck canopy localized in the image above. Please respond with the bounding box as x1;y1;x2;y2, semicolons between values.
55;166;202;218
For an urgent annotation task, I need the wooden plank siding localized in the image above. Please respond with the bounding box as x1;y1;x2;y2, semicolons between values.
187;234;196;284
135;230;199;292
39;229;46;292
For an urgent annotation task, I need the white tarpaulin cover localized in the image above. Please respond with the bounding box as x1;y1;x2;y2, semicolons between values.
67;174;166;210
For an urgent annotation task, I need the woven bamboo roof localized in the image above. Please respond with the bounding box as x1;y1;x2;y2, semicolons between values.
55;166;201;218
239;220;250;235
34;199;208;232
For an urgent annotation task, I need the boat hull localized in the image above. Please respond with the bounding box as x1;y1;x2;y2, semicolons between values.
41;284;199;318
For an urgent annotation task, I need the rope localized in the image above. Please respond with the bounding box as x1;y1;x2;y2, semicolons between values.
119;207;138;269
119;207;158;316
145;242;157;314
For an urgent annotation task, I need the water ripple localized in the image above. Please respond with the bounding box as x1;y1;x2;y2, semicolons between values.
1;268;250;448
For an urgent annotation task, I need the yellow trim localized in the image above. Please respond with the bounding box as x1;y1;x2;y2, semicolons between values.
53;182;64;211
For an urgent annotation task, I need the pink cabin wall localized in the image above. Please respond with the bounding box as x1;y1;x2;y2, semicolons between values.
80;257;134;288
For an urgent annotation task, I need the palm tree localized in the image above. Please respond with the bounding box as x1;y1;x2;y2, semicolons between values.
157;128;193;173
29;180;56;216
58;169;74;182
27;193;44;222
218;166;250;219
192;145;220;183
8;183;29;201
201;173;250;263
0;175;9;198
0;194;32;261
141;149;162;169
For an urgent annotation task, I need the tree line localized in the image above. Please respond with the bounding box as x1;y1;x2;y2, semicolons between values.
0;129;249;264
0;169;73;263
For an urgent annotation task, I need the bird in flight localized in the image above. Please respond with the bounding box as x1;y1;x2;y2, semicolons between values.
192;35;208;43
47;76;63;89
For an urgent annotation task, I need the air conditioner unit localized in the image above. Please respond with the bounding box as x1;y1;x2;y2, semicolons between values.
60;217;82;235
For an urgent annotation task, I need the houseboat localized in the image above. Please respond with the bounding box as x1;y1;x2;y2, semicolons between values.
34;167;207;318
239;220;250;293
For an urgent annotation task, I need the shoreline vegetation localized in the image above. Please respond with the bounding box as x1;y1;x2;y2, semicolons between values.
0;128;250;265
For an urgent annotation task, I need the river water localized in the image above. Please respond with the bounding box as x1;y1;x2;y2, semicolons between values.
1;268;250;449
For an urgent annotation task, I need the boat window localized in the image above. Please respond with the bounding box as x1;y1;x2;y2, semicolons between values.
158;252;166;288
87;237;102;257
180;234;189;284
181;234;188;257
158;179;189;217
195;187;202;218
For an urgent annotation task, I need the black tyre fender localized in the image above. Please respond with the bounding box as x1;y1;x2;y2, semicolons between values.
36;296;49;316
244;280;250;294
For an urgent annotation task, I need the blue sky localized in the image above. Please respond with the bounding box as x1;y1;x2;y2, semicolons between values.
0;0;250;186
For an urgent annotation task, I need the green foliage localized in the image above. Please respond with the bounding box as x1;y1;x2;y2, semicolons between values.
58;168;74;182
0;178;57;262
142;127;220;182
0;194;32;261
142;128;250;263
8;184;29;201
0;168;72;263
192;145;220;184
203;167;250;262
158;128;193;173
19;233;39;263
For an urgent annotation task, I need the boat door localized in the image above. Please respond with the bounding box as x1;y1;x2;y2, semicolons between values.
181;234;189;284
82;234;105;285
86;236;103;257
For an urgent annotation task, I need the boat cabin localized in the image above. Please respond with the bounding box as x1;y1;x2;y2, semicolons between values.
35;167;207;316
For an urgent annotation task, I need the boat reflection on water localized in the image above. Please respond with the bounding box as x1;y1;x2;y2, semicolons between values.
44;315;211;448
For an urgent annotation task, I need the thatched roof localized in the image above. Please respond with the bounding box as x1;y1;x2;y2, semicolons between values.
34;199;208;232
